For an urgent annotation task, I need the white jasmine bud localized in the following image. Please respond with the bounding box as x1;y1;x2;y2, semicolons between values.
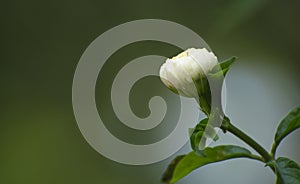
159;48;218;98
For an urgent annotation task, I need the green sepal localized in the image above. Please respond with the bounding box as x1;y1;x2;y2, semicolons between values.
192;76;211;115
209;56;237;77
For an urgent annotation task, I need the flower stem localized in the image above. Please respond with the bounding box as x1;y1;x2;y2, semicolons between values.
222;122;273;163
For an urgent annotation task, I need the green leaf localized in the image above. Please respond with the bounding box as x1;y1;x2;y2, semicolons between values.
190;119;219;153
272;106;300;155
273;157;300;184
162;145;254;184
209;56;237;77
161;155;185;184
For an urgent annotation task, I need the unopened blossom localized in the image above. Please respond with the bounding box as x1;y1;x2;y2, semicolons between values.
159;48;218;98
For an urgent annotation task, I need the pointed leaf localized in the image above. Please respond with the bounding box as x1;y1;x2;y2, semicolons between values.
273;157;300;184
161;155;185;183
163;145;254;184
272;106;300;155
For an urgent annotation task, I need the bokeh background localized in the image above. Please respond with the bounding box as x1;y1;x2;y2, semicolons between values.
1;0;300;183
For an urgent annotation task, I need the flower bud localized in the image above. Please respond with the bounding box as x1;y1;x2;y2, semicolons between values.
159;48;218;99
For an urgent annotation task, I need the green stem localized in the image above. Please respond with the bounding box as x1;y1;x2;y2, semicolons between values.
248;154;265;162
270;143;277;158
222;122;273;163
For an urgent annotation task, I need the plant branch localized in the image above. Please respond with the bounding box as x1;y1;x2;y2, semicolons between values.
221;121;273;163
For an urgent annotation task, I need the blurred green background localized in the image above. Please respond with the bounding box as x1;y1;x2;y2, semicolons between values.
1;0;300;183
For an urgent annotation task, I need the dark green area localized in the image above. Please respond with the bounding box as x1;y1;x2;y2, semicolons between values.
1;0;300;183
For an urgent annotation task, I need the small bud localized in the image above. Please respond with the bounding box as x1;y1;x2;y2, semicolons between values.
159;48;218;99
